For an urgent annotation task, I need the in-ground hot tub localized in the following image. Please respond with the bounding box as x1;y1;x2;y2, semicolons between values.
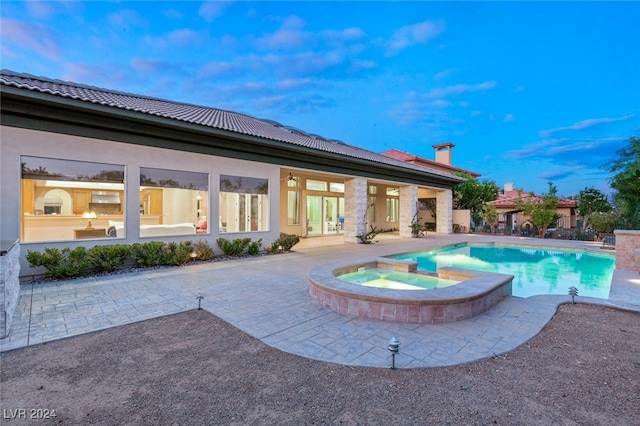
309;257;513;323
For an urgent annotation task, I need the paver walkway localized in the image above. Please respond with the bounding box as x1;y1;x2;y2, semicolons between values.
2;234;638;369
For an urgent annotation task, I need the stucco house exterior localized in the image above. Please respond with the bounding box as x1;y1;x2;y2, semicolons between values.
1;70;465;276
489;183;578;236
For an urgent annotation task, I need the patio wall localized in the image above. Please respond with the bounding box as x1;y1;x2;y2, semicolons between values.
614;230;640;272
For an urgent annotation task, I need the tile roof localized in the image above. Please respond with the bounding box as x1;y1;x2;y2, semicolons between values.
380;148;481;177
490;190;576;208
1;70;461;181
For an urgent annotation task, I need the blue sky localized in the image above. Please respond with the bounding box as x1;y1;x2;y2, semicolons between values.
2;1;639;196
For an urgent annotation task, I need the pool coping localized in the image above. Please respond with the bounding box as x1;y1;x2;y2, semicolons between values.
308;256;514;323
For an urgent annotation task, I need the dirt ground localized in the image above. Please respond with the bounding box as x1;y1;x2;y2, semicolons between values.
1;303;639;425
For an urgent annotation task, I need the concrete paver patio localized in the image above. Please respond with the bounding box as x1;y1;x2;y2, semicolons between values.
2;233;638;369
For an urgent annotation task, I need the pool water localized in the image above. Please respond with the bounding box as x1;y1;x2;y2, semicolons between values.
391;244;615;299
338;268;460;290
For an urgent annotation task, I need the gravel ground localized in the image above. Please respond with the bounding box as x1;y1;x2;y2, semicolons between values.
1;304;639;425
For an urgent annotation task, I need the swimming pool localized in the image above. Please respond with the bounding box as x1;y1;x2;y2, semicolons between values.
390;244;616;299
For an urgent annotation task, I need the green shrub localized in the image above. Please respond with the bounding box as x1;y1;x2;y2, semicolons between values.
130;241;166;267
26;247;89;279
87;244;131;273
247;239;262;256
163;241;194;266
267;233;301;254
193;239;215;261
216;237;252;256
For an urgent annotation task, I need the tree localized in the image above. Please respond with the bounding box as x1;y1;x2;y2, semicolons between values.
479;203;499;233
606;136;640;229
516;182;560;238
576;187;612;230
589;212;616;234
452;172;499;230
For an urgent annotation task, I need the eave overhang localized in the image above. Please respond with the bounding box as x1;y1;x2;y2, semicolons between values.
1;86;465;189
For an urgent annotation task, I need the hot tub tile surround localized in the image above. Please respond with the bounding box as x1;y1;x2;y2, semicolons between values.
309;257;513;323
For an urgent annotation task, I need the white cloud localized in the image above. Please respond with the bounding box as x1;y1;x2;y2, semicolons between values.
108;9;147;29
0;19;62;61
277;78;313;90
349;59;376;72
386;19;445;56
434;69;456;81
503;114;515;123
26;1;55;20
167;29;200;46
144;29;204;50
431;99;451;108
540;114;634;138
199;1;233;22
426;81;498;98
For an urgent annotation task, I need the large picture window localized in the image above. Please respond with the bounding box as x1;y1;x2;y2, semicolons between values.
220;175;269;233
139;167;208;237
21;156;125;242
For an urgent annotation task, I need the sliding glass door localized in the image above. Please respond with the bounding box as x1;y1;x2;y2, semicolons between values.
307;195;344;236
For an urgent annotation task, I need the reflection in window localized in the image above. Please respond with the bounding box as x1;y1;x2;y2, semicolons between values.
21;156;124;242
306;180;327;191
288;190;300;225
140;167;208;237
329;182;345;193
367;197;376;223
386;198;399;222
220;175;269;233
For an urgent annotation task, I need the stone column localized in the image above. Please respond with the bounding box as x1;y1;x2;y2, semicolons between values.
436;189;453;234
344;177;368;243
614;230;640;271
1;241;21;339
399;184;419;238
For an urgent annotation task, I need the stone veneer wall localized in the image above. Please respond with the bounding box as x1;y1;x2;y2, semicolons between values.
309;281;511;323
614;230;640;272
436;189;453;234
344;177;367;243
1;242;21;339
399;184;418;238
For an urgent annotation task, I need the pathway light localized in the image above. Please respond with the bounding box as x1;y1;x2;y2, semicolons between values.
387;336;400;369
568;286;578;304
196;294;204;310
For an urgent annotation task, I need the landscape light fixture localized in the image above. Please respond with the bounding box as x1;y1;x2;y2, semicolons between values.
196;294;204;310
387;336;400;369
568;286;578;304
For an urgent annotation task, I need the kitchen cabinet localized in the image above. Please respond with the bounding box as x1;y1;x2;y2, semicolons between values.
73;189;91;214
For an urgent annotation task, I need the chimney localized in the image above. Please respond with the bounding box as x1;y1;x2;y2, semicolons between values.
504;183;514;192
432;143;454;166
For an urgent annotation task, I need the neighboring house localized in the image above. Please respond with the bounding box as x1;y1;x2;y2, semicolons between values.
381;144;481;230
489;183;578;236
0;70;464;276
